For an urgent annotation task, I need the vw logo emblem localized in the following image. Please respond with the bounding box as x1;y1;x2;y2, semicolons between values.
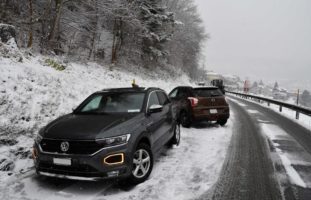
60;141;69;152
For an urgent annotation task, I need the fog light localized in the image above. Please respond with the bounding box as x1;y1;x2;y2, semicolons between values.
107;170;120;178
103;153;124;165
32;148;38;159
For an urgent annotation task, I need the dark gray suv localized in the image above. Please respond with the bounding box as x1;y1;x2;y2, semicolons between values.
32;87;180;184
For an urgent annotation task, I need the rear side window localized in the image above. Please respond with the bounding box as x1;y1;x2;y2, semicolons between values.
169;89;178;98
157;91;169;105
194;88;223;97
177;88;187;98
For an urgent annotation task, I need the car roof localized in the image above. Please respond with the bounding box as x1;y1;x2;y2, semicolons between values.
176;86;219;89
96;87;163;93
193;86;219;89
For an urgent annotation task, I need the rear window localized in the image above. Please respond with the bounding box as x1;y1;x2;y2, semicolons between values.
193;88;223;97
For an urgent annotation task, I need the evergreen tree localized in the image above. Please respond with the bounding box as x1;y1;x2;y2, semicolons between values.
273;82;279;92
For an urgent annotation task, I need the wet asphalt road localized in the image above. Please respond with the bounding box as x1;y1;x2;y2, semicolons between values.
204;95;311;200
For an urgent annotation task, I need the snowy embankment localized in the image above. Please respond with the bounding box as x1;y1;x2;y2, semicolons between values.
0;56;191;181
0;55;233;199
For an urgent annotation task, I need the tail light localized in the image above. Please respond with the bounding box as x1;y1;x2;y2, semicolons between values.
188;97;199;107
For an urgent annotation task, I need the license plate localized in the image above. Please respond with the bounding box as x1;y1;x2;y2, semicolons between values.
53;158;71;166
210;109;218;114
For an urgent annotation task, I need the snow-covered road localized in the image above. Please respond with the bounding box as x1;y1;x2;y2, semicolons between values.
0;121;233;200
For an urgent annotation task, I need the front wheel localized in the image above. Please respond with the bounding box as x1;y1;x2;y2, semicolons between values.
168;123;181;147
127;143;153;185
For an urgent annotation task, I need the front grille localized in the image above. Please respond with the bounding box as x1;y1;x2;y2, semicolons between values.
40;139;104;155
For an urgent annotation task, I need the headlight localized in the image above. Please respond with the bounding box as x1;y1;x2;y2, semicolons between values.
35;134;43;144
97;134;131;147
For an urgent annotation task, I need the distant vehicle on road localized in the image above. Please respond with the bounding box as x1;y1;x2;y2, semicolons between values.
211;79;225;94
196;82;206;86
32;87;180;184
169;86;230;127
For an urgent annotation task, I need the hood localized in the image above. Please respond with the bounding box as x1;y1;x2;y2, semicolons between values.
42;113;141;140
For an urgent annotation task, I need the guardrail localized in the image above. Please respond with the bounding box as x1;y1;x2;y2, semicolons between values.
226;91;311;119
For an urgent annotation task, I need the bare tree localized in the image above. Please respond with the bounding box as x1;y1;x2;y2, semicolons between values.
27;0;33;47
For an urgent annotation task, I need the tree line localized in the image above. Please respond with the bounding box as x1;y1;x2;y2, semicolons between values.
0;0;207;77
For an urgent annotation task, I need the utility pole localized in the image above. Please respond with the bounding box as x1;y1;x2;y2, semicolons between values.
297;89;300;106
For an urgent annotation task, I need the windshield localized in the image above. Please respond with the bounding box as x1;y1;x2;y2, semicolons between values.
76;92;145;114
194;88;223;97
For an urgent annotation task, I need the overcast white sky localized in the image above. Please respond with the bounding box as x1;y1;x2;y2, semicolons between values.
194;0;311;88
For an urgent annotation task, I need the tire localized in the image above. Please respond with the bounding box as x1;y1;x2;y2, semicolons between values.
218;119;228;126
127;143;153;185
180;111;191;128
168;123;181;147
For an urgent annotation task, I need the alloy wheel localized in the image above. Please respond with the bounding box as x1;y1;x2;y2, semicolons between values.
132;149;151;178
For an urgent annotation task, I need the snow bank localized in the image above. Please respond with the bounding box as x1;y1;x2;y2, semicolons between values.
0;24;16;43
0;38;23;62
0;24;23;62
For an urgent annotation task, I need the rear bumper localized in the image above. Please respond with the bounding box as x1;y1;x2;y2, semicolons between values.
192;107;230;122
33;143;132;181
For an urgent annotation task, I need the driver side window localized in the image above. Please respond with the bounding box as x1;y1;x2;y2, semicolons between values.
148;92;160;108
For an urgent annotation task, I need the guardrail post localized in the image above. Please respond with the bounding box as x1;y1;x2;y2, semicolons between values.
267;102;270;106
279;106;282;112
296;111;299;120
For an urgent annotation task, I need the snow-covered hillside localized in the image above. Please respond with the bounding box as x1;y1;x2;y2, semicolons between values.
0;55;192;183
0;54;236;200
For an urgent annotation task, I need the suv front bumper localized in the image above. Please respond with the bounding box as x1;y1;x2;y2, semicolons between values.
33;143;133;181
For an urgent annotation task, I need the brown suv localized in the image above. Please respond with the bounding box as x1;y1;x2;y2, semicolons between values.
169;86;230;127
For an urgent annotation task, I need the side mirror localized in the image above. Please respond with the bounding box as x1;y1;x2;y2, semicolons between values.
72;105;78;113
148;104;163;114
